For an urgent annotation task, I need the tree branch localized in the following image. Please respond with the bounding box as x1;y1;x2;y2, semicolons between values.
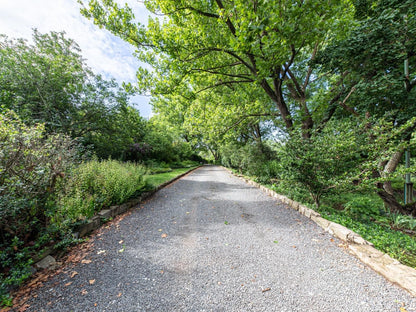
214;0;237;36
208;48;257;75
405;77;416;92
221;112;280;135
195;79;255;94
190;68;253;80
303;41;319;91
339;87;359;117
286;68;304;99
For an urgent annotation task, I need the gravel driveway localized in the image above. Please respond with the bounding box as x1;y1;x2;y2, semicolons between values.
24;166;416;311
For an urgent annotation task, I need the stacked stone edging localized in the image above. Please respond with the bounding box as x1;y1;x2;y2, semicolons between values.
33;166;200;271
75;166;200;238
224;167;416;297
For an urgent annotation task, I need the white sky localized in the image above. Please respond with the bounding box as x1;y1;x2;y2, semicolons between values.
0;0;153;117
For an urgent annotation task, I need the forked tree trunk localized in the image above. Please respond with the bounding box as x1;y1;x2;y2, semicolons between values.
376;150;416;216
377;188;416;216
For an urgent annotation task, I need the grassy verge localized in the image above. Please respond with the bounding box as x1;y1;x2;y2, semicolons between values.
144;167;198;189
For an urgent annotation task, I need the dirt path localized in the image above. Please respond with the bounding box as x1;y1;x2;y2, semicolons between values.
22;166;416;311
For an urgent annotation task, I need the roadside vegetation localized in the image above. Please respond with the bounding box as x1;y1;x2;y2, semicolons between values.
2;0;416;307
82;0;416;269
0;31;201;306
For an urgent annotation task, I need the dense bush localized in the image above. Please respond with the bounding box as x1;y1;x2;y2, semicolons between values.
276;121;362;207
0;111;78;304
220;141;276;179
0;111;152;305
56;159;147;224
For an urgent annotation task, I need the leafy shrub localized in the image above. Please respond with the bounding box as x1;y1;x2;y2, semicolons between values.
344;196;383;220
390;213;416;231
170;160;200;169
270;179;313;205
0;110;78;304
56;159;147;223
220;141;275;178
125;142;153;161
277;120;362;207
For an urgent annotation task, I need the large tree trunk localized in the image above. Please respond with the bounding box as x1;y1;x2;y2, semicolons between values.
260;78;293;131
376;150;416;216
381;151;403;195
377;188;416;216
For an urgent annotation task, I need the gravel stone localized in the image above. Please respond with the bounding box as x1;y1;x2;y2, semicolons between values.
24;166;416;312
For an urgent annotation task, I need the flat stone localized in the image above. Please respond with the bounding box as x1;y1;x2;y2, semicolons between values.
311;215;330;230
348;233;373;246
98;209;112;219
35;255;56;270
119;203;130;214
291;201;299;211
129;197;141;207
348;244;416;297
327;222;352;241
110;205;120;217
78;216;101;237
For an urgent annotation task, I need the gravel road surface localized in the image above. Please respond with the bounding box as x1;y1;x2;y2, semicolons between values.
24;166;416;312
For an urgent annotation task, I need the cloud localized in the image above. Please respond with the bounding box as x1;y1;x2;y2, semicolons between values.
0;0;151;116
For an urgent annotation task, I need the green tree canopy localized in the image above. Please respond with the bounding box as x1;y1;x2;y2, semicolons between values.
0;30;148;160
316;0;416;213
81;0;355;138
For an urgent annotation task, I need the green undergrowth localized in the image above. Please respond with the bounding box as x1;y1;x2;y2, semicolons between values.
270;183;416;268
144;167;197;189
233;169;416;269
56;159;148;223
1;163;197;307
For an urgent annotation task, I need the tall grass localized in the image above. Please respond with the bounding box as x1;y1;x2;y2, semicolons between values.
55;159;147;224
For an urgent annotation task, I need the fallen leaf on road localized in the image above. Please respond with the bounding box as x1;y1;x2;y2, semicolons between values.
89;279;96;285
161;233;168;238
97;250;106;255
17;304;29;312
119;240;124;244
224;221;229;225
117;292;122;297
400;308;408;312
81;289;88;295
262;287;271;293
64;282;72;287
273;240;278;244
81;259;92;264
70;271;78;278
